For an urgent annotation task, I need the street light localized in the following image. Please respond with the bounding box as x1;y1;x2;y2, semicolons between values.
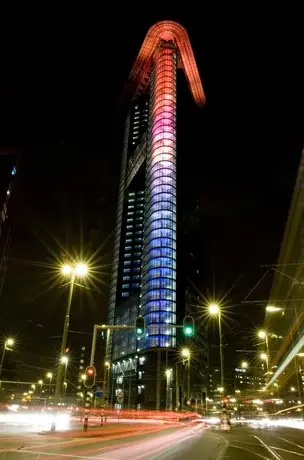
60;356;69;365
208;303;224;390
181;348;191;402
260;352;268;361
258;330;270;372
0;338;15;378
241;361;248;369
55;261;88;398
165;369;173;410
46;372;53;397
266;305;282;312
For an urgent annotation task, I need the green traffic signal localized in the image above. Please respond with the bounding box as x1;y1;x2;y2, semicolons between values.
184;326;193;336
135;316;145;337
183;316;194;336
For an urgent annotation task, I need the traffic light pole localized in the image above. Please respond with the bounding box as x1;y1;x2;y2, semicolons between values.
90;323;188;368
89;322;193;409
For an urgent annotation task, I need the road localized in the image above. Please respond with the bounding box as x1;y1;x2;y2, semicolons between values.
1;423;304;459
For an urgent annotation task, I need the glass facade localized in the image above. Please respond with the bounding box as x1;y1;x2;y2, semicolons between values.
0;152;18;298
140;43;177;349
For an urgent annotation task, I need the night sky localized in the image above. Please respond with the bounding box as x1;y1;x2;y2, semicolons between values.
0;10;303;375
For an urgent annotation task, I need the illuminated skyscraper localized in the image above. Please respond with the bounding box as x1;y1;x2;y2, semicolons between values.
0;149;19;300
108;21;205;408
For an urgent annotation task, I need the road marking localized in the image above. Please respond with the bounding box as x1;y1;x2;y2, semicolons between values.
279;437;304;451
8;449;116;459
229;444;271;460
215;436;229;460
270;446;304;457
253;436;283;460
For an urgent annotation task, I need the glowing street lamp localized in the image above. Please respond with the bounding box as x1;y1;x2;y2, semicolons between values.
0;338;15;378
258;330;267;339
60;355;69;365
266;305;282;313
260;352;268;361
208;303;220;316
5;338;14;348
55;261;89;398
208;303;224;390
241;361;248;369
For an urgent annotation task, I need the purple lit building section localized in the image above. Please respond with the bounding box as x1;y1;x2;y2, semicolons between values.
141;43;177;349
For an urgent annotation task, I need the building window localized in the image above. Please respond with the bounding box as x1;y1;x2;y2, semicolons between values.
122;284;130;289
123;276;130;281
123;268;131;273
122;292;129;298
132;283;140;288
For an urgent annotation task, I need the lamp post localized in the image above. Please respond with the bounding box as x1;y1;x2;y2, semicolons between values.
59;355;69;398
258;330;269;372
241;361;248;369
46;372;53;397
55;262;88;398
38;379;43;397
165;368;173;410
0;338;15;379
181;348;191;403
208;303;224;391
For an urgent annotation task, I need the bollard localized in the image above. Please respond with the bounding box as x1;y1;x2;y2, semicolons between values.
100;416;103;426
83;416;88;432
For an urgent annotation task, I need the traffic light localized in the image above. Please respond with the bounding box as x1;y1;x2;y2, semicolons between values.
183;315;194;336
135;316;145;338
84;365;96;388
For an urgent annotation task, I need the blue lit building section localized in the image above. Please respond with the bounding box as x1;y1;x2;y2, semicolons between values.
140;43;177;349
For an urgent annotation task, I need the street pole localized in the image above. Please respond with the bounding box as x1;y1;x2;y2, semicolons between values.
265;334;270;373
55;272;75;398
218;312;224;390
187;355;190;401
156;351;161;410
90;324;98;366
0;348;6;379
176;363;179;410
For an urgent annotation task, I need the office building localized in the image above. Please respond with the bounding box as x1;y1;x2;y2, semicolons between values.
107;21;206;409
0;149;19;300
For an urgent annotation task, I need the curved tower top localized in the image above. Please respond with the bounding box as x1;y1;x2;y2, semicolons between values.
126;20;206;107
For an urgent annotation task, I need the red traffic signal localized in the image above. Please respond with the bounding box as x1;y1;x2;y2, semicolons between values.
85;365;96;377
